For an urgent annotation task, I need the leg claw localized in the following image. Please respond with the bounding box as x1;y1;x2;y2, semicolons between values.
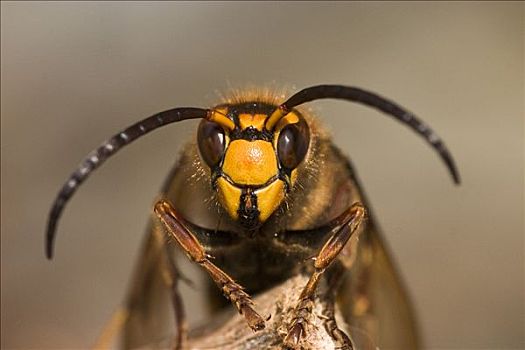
242;305;266;331
284;322;305;348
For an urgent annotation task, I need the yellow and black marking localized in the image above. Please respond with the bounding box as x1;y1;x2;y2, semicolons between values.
209;102;305;229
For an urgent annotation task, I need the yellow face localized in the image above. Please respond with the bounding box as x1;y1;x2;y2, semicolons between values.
197;103;310;229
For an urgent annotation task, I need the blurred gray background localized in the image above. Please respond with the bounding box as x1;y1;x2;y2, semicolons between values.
1;2;523;349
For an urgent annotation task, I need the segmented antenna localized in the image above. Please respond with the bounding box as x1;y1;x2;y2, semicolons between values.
46;107;210;259
267;84;460;185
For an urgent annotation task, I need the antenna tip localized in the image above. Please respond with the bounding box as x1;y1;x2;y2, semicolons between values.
449;162;461;186
453;173;461;186
45;238;54;260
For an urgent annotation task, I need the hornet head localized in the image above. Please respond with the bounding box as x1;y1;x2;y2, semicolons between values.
197;102;310;229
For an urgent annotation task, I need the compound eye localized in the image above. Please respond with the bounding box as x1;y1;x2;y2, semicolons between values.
197;119;226;168
277;119;310;170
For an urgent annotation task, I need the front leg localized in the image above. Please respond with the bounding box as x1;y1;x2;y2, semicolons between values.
154;199;266;332
284;202;366;348
322;264;354;350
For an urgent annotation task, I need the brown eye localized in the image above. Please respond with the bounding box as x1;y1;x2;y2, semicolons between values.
277;120;310;170
198;120;226;167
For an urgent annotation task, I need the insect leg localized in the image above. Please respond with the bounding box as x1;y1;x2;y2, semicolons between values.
154;199;266;332
322;264;354;350
284;202;366;348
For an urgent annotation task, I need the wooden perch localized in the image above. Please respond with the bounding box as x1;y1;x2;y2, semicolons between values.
185;274;352;350
139;273;358;350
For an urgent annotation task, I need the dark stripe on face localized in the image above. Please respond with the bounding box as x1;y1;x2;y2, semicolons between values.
229;126;273;141
237;188;260;230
